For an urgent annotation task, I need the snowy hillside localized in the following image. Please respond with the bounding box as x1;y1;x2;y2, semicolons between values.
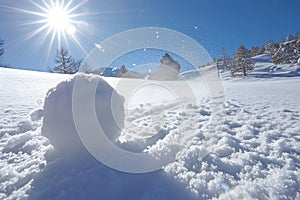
221;54;300;81
0;65;299;199
250;53;272;62
249;54;300;79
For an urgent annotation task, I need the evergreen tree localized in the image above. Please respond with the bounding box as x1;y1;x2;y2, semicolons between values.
264;41;279;55
271;33;300;64
285;34;294;42
233;45;254;76
152;53;180;80
160;53;180;71
272;46;285;64
295;40;300;63
250;46;265;57
295;32;300;40
53;48;81;74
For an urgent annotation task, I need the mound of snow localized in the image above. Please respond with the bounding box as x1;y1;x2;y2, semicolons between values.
42;74;125;154
248;63;300;79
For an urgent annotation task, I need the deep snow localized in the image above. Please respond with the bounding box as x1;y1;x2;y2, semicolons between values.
0;62;299;199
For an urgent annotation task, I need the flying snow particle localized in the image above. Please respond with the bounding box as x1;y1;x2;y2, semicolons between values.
156;31;159;39
95;43;105;52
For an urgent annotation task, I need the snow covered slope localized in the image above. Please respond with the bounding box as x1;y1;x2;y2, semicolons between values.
249;54;300;79
220;55;300;81
250;53;272;62
0;66;299;199
0;68;69;199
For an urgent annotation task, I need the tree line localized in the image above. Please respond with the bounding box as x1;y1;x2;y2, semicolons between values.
1;32;300;75
219;32;300;77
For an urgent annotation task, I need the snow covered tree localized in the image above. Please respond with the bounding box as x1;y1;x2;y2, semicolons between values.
294;40;300;63
151;53;180;80
272;41;296;64
264;41;279;55
250;46;265;57
221;48;232;70
285;34;294;42
295;32;300;40
271;43;283;64
233;45;254;76
270;34;300;64
160;53;180;72
219;48;235;77
53;48;81;74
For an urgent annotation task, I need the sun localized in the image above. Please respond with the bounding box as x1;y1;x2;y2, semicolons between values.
46;4;75;35
4;0;88;61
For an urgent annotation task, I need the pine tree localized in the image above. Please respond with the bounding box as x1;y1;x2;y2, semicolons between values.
53;48;81;74
250;46;265;57
272;42;295;64
152;53;180;80
295;40;300;63
233;45;254;76
295;32;300;41
160;53;180;71
264;41;279;55
285;34;294;42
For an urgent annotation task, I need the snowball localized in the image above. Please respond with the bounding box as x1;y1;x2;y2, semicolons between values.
41;74;125;155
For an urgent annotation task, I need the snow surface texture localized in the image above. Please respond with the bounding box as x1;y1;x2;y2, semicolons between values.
0;62;300;199
0;68;69;199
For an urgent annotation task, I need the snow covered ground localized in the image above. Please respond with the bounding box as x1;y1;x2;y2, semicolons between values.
0;62;299;199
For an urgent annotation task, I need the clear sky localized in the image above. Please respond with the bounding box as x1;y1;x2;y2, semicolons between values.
0;0;299;71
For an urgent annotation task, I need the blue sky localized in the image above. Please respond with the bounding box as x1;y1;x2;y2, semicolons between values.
0;0;299;71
